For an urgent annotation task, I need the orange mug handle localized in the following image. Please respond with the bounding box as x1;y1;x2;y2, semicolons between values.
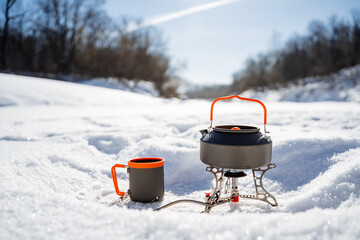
111;164;126;196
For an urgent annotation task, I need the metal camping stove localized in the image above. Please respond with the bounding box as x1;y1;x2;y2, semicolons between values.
156;163;277;213
201;163;277;212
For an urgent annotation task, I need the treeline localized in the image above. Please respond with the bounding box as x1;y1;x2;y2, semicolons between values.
185;84;231;99
0;0;178;97
232;10;360;93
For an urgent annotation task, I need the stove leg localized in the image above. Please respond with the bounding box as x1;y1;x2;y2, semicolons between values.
204;166;225;213
251;163;278;207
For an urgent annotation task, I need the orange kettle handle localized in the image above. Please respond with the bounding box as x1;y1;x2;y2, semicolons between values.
111;164;126;197
210;95;267;127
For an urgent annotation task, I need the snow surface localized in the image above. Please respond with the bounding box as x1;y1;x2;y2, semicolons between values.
1;73;360;239
242;64;360;102
80;78;159;97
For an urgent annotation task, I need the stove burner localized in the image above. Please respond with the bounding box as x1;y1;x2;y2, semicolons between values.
156;163;278;213
224;170;247;178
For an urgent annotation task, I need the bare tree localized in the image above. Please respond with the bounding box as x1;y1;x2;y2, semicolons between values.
35;0;100;73
351;9;360;65
1;0;23;69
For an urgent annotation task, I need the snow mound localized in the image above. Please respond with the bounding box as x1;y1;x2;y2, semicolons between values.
283;147;360;212
81;78;159;97
242;64;360;102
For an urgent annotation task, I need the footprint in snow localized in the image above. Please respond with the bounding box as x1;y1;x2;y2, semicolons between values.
87;135;128;155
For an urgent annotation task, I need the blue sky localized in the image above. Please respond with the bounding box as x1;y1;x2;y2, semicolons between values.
105;0;360;85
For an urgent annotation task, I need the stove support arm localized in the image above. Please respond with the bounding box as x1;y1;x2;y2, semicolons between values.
250;163;278;206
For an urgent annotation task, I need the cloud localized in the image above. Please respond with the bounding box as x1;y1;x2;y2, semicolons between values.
128;0;239;32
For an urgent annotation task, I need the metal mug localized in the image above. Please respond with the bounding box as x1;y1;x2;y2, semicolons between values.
111;157;164;203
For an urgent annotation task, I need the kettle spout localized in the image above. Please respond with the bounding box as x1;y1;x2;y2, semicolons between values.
199;129;207;136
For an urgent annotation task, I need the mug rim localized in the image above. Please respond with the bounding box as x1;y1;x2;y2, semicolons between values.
128;157;164;169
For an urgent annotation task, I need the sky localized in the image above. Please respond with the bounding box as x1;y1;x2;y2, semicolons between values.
103;0;360;86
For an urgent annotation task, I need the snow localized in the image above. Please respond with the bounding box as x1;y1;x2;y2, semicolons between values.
1;73;360;239
81;78;159;97
242;64;360;102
